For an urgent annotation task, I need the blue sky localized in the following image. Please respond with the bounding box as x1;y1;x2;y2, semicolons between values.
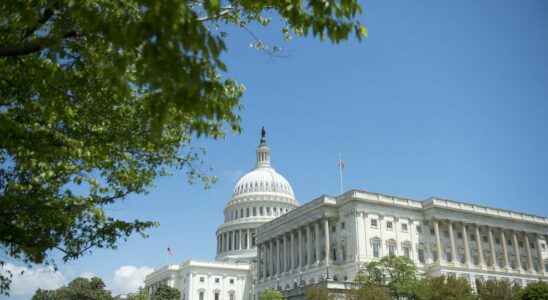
4;0;548;298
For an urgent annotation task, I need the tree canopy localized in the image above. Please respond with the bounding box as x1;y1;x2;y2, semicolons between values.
259;290;286;300
305;287;334;300
31;277;113;300
0;0;365;294
413;275;474;300
150;284;180;300
476;279;523;300
356;254;418;299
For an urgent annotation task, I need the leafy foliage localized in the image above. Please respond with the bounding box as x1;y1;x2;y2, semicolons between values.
151;284;180;300
476;279;523;300
128;287;150;300
259;290;286;300
356;254;418;299
31;277;113;300
345;284;391;300
0;0;365;295
413;275;474;300
305;287;334;300
518;281;548;300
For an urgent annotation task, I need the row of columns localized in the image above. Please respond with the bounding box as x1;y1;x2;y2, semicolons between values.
226;205;290;222
431;219;545;274
217;229;254;254
257;218;331;280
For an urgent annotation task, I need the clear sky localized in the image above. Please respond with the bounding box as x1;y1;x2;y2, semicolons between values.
4;0;548;298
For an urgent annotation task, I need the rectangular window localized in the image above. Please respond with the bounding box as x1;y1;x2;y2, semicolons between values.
332;226;336;233
240;209;243;218
473;255;479;265
457;232;463;239
215;278;219;283
508;239;512;246
260;207;264;216
416;226;422;233
446;252;452;262
200;277;205;283
403;247;410;258
444;231;449;238
531;242;535;249
372;242;380;258
371;219;378;227
386;221;393;230
519;241;524;247
199;292;204;300
418;249;425;263
542;243;546;250
401;224;408;231
230;279;234;284
388;245;396;255
214;292;219;300
495;238;500;244
471;234;475;240
430;228;435;235
341;222;345;229
229;294;234;300
483;236;488;243
459;253;465;264
432;250;438;262
253;207;256;216
545;264;548;272
246;208;249;217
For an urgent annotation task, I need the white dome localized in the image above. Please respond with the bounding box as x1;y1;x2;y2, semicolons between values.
232;167;294;198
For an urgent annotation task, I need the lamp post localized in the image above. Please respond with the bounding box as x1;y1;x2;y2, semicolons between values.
277;277;280;291
299;271;303;286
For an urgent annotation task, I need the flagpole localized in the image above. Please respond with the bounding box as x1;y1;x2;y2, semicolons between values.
339;153;344;194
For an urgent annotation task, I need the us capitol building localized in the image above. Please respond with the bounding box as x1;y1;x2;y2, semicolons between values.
144;130;548;300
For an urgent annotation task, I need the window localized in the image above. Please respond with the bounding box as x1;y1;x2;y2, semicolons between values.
372;241;380;258
341;222;345;229
246;207;249;217
229;294;234;300
230;279;234;284
495;238;500;244
371;219;378;227
401;223;408;231
508;239;512;246
470;234;475;240
388;244;396;255
199;292;204;300
432;250;438;262
530;242;535;249
416;226;422;233
457;232;463;239
459;252;465;263
214;292;219;300
240;208;243;218
260;207;264;216
418;249;425;263
253;207;256;216
519;241;524;247
332;226;336;233
200;277;205;283
430;228;435;235
545;263;548;272
403;246;410;258
542;243;546;250
215;278;220;283
386;221;393;230
444;231;449;238
483;236;488;243
446;252;452;262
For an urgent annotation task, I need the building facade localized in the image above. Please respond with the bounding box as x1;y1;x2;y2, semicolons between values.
145;131;548;299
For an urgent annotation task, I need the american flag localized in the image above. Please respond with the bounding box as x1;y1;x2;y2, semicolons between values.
167;247;174;256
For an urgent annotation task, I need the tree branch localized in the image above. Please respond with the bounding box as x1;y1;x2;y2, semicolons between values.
0;31;80;57
21;7;56;41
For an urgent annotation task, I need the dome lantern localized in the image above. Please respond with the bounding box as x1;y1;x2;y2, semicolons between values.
255;127;271;169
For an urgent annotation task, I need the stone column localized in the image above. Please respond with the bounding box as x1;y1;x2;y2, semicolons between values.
525;234;533;272
448;221;457;263
315;222;321;264
276;237;282;275
307;225;313;265
283;233;288;273
247;229;251;249
270;240;275;276
257;243;262;279
536;235;544;275
290;231;296;270
488;228;496;267
239;230;243;250
324;218;330;264
475;226;484;266
434;220;442;263
462;223;471;265
512;232;522;270
298;228;303;268
501;230;510;269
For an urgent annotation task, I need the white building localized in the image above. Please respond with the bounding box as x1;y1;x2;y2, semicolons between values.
146;130;548;299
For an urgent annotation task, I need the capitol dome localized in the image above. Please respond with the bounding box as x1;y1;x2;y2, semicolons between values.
215;128;299;262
